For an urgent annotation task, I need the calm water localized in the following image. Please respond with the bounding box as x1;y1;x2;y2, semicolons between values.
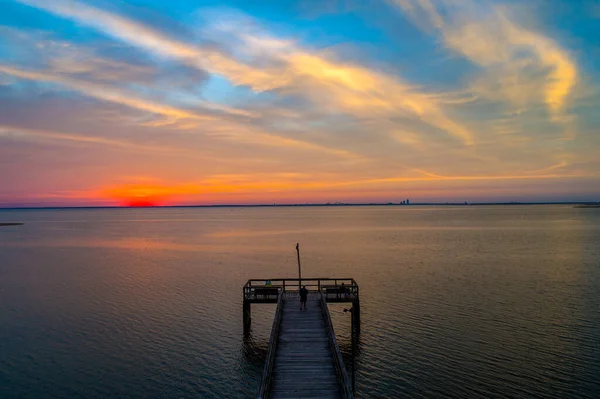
1;206;599;398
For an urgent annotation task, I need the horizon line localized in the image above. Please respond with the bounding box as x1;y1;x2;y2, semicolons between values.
1;201;599;210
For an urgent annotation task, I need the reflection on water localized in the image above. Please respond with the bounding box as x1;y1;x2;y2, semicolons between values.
2;237;218;252
1;206;599;398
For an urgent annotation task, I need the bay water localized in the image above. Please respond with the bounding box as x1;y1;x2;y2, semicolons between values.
1;206;599;398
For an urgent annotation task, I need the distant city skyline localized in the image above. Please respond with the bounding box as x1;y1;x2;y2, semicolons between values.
1;0;599;206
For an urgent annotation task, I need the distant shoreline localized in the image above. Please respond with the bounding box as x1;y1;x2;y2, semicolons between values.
0;222;24;226
0;202;599;210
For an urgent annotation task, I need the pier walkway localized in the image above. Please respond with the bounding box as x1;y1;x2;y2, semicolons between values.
244;278;359;399
271;293;340;398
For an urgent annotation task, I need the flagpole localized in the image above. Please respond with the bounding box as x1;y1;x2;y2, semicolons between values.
296;243;302;290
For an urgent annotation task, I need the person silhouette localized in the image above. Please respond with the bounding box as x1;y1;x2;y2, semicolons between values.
299;285;308;311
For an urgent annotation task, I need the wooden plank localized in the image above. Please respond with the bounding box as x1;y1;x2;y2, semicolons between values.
268;296;342;399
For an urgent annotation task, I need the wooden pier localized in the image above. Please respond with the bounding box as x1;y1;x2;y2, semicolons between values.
243;278;359;399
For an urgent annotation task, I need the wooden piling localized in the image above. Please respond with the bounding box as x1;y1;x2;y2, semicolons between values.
352;299;361;334
243;300;251;334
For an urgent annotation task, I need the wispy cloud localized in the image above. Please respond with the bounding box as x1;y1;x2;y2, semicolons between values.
13;0;279;90
0;64;214;121
0;62;357;156
201;122;360;158
391;0;578;124
199;12;477;145
14;0;476;145
0;124;184;154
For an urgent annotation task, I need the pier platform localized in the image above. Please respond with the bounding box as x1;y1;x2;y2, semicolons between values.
244;278;359;399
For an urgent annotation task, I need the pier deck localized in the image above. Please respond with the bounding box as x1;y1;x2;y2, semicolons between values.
271;293;340;398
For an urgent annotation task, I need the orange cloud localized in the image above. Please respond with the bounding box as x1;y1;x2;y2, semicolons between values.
98;169;594;206
0;62;359;157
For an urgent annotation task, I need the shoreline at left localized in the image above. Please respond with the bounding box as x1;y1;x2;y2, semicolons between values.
0;222;24;227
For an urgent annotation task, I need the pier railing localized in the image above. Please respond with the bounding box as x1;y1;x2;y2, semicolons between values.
256;291;284;399
320;292;355;399
243;278;358;303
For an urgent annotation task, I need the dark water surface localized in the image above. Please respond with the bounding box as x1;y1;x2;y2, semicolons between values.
1;206;599;398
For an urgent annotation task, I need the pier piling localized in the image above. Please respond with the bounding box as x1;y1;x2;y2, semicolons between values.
243;300;252;334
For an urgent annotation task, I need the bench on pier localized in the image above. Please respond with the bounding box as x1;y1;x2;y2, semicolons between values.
323;285;350;300
253;287;280;299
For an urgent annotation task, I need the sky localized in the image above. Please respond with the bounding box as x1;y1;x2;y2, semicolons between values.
1;0;599;206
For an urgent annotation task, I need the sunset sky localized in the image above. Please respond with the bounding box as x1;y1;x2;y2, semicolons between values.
1;0;599;206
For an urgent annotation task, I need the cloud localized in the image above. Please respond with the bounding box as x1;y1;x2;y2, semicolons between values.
97;167;595;206
280;52;474;144
15;0;476;145
0;124;187;154
0;26;151;82
201;121;360;158
0;64;215;122
0;27;257;118
14;0;280;91
99;174;332;203
200;13;476;144
390;0;578;123
0;65;356;160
